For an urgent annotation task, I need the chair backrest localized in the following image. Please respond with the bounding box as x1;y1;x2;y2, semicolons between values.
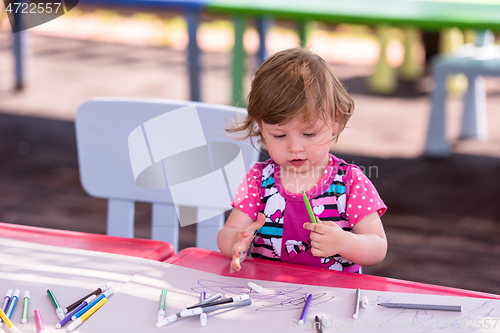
75;98;260;251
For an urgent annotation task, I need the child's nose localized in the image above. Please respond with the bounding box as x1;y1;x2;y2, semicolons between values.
287;137;304;153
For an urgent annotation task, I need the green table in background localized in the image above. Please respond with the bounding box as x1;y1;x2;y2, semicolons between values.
207;0;500;105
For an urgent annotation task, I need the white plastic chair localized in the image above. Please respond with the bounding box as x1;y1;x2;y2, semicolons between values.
75;98;260;252
424;32;500;157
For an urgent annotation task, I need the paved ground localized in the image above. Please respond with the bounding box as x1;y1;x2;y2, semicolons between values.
1;30;500;295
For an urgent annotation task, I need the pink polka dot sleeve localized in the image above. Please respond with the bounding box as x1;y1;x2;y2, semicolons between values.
346;166;387;227
231;164;261;221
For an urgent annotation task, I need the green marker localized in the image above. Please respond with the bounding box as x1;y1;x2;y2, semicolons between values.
158;289;167;322
47;289;64;320
21;291;29;324
302;191;317;223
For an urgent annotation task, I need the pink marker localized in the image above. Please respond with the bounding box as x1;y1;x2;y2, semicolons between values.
34;309;46;333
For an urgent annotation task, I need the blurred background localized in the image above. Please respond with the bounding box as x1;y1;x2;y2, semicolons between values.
1;1;500;294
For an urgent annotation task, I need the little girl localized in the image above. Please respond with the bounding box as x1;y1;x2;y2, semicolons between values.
217;48;387;274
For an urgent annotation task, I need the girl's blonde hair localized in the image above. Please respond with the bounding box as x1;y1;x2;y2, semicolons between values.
227;48;354;146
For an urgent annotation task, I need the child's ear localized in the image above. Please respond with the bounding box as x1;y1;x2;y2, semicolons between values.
331;120;340;136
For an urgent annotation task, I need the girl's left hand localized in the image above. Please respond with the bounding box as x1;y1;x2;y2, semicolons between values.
303;217;347;257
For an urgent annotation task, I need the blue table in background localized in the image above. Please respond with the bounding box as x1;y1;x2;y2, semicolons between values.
10;0;208;102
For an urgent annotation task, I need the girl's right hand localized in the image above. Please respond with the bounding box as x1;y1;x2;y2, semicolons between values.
229;213;266;273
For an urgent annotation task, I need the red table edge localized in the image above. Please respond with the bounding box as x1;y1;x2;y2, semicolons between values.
0;222;174;261
165;247;500;300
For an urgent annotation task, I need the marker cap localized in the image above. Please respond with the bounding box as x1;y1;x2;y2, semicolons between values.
361;296;369;308
248;282;263;293
200;313;207;326
102;282;114;290
156;313;177;328
103;288;115;297
157;310;165;322
56;307;65;320
67;318;83;332
10;325;21;333
234;294;250;302
180;308;203;317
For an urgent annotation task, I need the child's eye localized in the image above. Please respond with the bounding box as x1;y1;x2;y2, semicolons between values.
273;134;285;138
304;133;315;137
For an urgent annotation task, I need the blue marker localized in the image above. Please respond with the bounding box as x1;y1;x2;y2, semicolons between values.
1;290;12;313
6;289;19;319
298;294;312;325
56;294;97;329
199;292;207;326
71;288;114;320
0;289;12;323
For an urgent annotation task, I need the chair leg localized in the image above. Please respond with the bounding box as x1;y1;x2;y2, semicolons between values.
399;27;423;82
425;65;450;157
460;75;488;140
13;27;31;90
256;16;272;66
196;208;224;251
232;15;246;107
186;9;201;102
151;203;179;253
367;25;397;94
107;199;135;238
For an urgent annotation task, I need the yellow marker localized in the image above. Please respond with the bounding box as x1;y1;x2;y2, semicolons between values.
0;307;21;333
67;298;107;332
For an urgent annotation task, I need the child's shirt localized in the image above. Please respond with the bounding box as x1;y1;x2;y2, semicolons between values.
231;153;386;273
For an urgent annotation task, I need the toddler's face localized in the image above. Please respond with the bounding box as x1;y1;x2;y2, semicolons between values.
259;116;337;177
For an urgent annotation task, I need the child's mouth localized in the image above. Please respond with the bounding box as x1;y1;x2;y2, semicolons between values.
290;159;306;166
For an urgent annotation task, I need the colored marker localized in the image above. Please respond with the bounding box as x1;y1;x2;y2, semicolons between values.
72;288;114;320
353;288;361;318
302;191;317;223
378;303;462;312
187;293;222;309
156;297;251;328
21;291;30;324
0;289;12;324
47;289;65;320
64;282;113;314
156;312;181;327
67;298;107;332
199;292;207;327
56;294;97;329
5;289;19;319
315;315;323;333
157;289;167;322
1;290;12;313
298;294;312;325
34;309;46;333
0;307;20;333
185;294;249;309
180;299;252;317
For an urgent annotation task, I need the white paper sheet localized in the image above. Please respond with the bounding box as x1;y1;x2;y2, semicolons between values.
83;264;500;333
1;238;499;333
